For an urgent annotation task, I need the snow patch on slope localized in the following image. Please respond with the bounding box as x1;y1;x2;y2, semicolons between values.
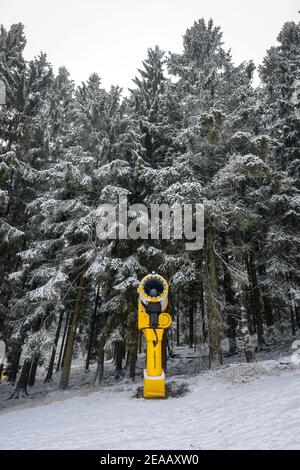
0;360;299;450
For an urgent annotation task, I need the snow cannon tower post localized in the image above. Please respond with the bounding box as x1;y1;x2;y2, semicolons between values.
137;274;172;398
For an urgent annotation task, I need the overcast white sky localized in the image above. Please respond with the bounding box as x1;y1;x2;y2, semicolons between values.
1;0;299;90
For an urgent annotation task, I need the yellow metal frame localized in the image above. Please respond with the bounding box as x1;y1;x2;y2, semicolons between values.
137;274;172;398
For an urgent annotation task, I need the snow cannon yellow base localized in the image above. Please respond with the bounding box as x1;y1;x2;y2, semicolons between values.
137;274;172;398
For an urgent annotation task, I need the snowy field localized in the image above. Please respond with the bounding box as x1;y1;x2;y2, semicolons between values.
1;347;300;450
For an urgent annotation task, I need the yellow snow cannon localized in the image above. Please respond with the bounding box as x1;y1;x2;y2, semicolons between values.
137;274;172;398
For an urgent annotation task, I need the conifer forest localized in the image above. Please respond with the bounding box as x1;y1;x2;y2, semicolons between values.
0;17;299;403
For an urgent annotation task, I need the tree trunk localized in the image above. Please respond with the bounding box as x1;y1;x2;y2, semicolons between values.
227;313;237;355
56;311;70;372
28;355;39;387
188;302;194;349
95;336;105;385
248;252;265;349
244;257;256;335
200;281;207;343
128;343;137;381
273;305;283;334
296;306;300;329
61;311;73;369
263;296;274;327
59;274;86;390
290;305;296;336
176;303;180;347
221;232;237;355
257;263;274;326
45;310;64;382
9;358;31;398
162;331;168;372
125;348;130;369
138;331;142;354
127;322;138;381
115;342;124;378
205;224;223;369
85;284;101;371
235;228;256;363
6;342;22;383
239;299;256;363
286;273;297;336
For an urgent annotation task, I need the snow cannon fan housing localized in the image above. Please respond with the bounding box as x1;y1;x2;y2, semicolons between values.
138;274;170;329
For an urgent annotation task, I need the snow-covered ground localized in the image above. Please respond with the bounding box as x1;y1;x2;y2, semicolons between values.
0;350;300;450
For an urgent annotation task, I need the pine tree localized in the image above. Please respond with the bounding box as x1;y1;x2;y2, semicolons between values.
259;21;300;336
